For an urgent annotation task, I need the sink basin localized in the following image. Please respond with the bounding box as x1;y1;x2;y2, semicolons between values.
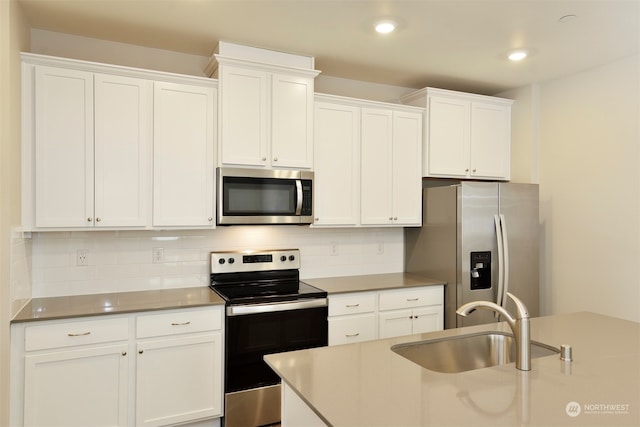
391;331;559;373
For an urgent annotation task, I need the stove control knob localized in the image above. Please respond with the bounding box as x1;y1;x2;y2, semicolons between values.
218;258;225;265
228;257;235;264
289;255;295;261
280;255;287;262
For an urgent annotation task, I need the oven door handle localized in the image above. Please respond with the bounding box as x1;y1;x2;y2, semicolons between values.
227;298;327;316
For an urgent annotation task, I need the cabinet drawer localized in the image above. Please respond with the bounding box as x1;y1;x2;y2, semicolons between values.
328;292;376;316
136;308;222;338
379;286;443;311
25;317;129;351
328;314;376;346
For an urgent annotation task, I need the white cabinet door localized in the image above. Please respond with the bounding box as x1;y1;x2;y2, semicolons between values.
360;108;393;225
153;82;216;227
24;344;129;427
219;65;269;167
391;110;422;226
94;73;152;227
426;95;470;178
470;102;511;179
272;73;314;168
378;309;413;339
412;306;444;334
313;101;360;226
34;66;94;228
136;333;223;427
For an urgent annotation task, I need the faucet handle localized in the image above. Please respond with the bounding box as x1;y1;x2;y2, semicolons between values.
506;292;529;319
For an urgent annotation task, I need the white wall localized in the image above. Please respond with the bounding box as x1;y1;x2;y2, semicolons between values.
508;55;640;322
1;0;30;424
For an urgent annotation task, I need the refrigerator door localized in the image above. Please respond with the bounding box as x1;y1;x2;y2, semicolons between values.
457;182;499;327
498;183;539;317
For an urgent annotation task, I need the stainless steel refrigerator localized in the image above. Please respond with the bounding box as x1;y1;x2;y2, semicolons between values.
405;182;539;328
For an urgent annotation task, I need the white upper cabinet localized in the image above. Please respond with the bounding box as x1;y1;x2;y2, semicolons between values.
31;65;152;228
22;53;217;231
314;94;423;228
401;87;512;181
361;107;423;226
153;82;216;228
313;99;360;226
212;41;319;169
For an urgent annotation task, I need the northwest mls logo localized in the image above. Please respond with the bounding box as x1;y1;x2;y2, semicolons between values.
566;401;581;417
566;401;631;417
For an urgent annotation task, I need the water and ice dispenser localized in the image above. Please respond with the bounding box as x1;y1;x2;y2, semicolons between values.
470;251;491;290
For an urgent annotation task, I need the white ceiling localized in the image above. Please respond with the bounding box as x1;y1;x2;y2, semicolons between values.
17;0;640;94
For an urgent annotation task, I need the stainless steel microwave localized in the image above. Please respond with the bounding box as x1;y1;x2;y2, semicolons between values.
216;167;314;225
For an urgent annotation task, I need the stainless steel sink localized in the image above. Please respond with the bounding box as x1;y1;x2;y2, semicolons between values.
391;331;559;373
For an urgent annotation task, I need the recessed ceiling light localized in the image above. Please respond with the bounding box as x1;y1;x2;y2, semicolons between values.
508;50;528;61
375;21;396;34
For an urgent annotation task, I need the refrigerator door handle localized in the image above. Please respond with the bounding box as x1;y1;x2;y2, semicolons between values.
500;214;510;307
494;214;505;308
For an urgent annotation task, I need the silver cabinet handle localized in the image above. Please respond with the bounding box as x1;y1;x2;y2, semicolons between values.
67;331;91;337
465;168;469;172
121;351;127;356
407;297;419;301
345;333;360;338
170;321;191;326
96;217;101;222
262;157;267;161
393;217;398;221
208;217;213;222
138;349;144;354
345;304;360;308
473;169;477;173
273;157;278;162
87;217;93;222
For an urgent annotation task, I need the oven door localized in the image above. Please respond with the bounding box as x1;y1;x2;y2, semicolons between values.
223;303;327;427
225;304;328;393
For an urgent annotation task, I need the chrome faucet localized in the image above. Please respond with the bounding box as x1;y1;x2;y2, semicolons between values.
456;292;531;371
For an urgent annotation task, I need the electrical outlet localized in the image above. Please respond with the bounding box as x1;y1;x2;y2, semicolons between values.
330;242;338;256
76;249;88;266
153;247;164;264
376;242;384;254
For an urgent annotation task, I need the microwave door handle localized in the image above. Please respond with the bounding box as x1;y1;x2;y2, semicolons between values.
295;180;303;215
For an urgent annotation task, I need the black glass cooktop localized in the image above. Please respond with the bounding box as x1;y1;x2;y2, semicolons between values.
210;269;326;305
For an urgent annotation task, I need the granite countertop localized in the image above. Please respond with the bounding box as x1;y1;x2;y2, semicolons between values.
265;312;640;427
305;272;446;294
12;286;225;323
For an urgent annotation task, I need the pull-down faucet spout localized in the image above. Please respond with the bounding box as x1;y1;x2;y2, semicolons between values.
456;292;531;371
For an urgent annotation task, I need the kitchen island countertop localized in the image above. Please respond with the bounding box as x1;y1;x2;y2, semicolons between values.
305;272;445;294
12;286;224;323
265;311;640;426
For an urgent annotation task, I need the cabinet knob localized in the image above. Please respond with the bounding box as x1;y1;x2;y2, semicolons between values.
465;168;469;173
388;217;393;221
273;157;278;162
262;157;267;161
138;349;144;354
393;217;398;221
121;351;127;356
87;217;93;222
96;217;101;222
208;217;213;222
314;217;319;221
472;169;477;173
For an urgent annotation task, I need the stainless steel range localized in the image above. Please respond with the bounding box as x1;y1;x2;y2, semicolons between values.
209;249;328;427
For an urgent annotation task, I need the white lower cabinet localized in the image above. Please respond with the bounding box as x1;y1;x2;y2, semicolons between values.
24;343;129;427
12;306;224;427
327;286;443;346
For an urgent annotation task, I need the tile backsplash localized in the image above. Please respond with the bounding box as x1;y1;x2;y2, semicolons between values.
31;227;404;297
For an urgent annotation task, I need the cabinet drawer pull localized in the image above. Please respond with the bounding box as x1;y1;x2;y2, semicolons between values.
170;321;191;326
345;333;360;338
345;304;360;308
122;351;127;356
139;349;144;354
406;298;419;301
67;331;91;337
